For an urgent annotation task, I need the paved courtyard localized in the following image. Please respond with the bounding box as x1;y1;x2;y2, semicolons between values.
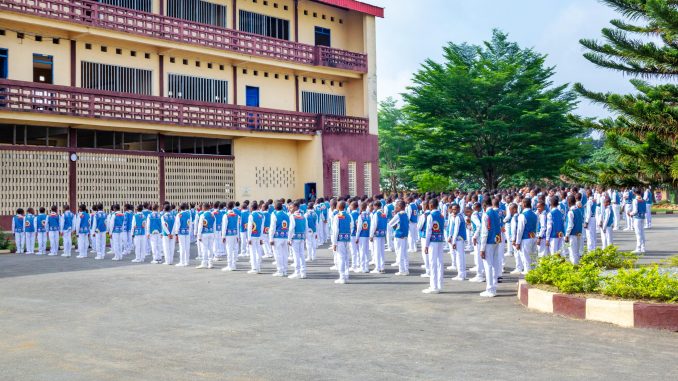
0;215;676;380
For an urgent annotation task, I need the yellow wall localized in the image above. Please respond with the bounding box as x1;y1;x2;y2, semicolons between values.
163;51;234;100
0;24;71;86
237;64;296;110
363;15;378;134
233;136;304;200
296;135;324;197
235;0;296;34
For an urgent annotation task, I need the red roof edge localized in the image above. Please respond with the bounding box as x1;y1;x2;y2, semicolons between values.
314;0;384;18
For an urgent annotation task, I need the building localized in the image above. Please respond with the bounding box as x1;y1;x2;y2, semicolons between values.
0;0;383;227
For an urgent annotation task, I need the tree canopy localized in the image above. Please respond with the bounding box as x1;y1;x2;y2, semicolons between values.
400;30;583;189
567;0;678;187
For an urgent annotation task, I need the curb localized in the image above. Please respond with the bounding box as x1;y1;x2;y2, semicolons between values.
517;280;678;331
651;211;674;215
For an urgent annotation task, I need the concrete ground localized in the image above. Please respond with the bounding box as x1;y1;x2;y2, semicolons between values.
0;215;676;381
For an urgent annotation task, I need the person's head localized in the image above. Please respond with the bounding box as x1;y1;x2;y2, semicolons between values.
464;207;472;217
396;200;407;211
473;202;481;212
202;202;211;211
337;201;347;211
227;201;235;210
537;201;545;213
136;204;144;212
509;202;518;214
522;199;531;210
567;195;576;207
451;203;460;216
79;205;87;213
250;201;258;211
51;205;58;213
180;203;188;211
113;204;120;212
603;196;611;207
63;204;70;212
291;201;300;212
16;208;24;215
27;207;35;214
429;198;439;210
360;201;368;211
550;196;559;208
275;202;283;211
91;204;98;212
635;188;643;197
164;204;171;213
143;202;150;210
152;204;159;212
350;201;359;211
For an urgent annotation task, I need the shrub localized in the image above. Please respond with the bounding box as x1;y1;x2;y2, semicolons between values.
580;246;638;269
526;254;601;294
663;255;678;268
0;231;11;250
601;266;678;303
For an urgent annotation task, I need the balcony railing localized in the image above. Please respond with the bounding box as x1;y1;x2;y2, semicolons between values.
0;79;369;135
0;0;368;73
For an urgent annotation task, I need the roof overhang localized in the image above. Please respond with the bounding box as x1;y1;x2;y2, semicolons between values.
314;0;384;18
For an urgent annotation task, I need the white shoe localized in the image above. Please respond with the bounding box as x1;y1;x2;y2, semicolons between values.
420;273;430;278
469;276;485;283
272;272;284;277
334;279;347;284
391;263;398;267
422;288;440;294
131;259;141;263
469;266;478;272
509;269;522;275
196;264;207;269
369;269;380;274
175;263;186;267
207;263;214;269
395;272;409;276
48;253;57;256
329;265;338;270
221;266;233;272
521;271;529;275
451;276;466;281
479;291;496;298
446;265;457;271
247;270;259;274
76;255;86;259
299;274;307;279
61;254;68;257
288;273;299;279
111;258;120;261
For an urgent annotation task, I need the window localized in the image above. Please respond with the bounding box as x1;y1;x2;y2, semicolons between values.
81;61;153;95
33;54;53;84
76;129;158;151
0;48;7;79
168;0;227;27
348;161;356;196
168;74;228;103
331;161;341;197
301;91;346;116
0;124;68;147
98;0;152;12
239;10;290;40
363;162;372;197
164;136;232;156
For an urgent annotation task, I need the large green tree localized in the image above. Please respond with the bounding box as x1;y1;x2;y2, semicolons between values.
402;30;583;189
571;0;678;187
378;98;415;193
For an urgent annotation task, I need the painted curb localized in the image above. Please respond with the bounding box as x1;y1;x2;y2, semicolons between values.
517;281;678;331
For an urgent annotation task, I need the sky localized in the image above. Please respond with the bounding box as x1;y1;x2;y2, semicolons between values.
370;0;634;118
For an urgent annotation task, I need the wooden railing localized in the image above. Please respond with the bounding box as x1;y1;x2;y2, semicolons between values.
0;79;369;135
0;0;368;73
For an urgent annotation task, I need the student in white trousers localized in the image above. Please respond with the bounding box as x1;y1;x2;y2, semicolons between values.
131;206;147;263
565;196;584;265
405;198;419;253
60;205;75;257
479;201;502;297
388;201;410;276
331;201;353;284
24;209;37;255
11;209;26;254
446;203;467;281
599;197;614;248
75;205;91;259
146;205;164;264
424;199;446;293
354;205;372;273
515;199;537;275
287;202;308;279
172;204;193;267
221;202;241;271
46;206;61;256
246;202;264;274
369;201;388;274
269;203;290;277
196;203;216;269
161;205;176;265
629;190;647;253
584;191;598;252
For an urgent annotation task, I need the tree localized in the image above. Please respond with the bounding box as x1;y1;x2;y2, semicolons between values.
402;30;583;189
378;98;415;193
573;0;678;187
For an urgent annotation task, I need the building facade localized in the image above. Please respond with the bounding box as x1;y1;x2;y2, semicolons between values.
0;0;383;227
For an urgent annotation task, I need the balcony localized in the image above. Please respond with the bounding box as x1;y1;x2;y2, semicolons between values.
0;79;369;135
0;0;368;73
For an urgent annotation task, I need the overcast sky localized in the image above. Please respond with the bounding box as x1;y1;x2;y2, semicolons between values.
370;0;634;118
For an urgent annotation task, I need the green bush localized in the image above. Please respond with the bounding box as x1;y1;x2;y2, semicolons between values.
663;255;678;268
0;231;11;250
525;255;601;294
580;246;638;269
602;266;678;303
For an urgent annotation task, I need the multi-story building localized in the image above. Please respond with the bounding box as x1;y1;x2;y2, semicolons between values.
0;0;383;227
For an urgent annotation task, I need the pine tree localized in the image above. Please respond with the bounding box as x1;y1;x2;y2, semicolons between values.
572;0;678;187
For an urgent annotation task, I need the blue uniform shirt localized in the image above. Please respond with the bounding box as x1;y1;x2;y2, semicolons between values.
78;212;90;234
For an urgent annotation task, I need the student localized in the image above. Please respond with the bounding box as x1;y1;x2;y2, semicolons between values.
469;203;485;283
196;202;215;269
629;189;647;253
261;202;273;258
46;206;60;256
599;196;614;248
109;204;125;261
623;188;634;231
564;195;584;264
609;188;621;231
24;208;36;255
172;203;192;267
417;202;431;278
348;201;360;272
535;202;548;258
130;205;146;263
287;201;308;279
354;202;372;273
239;202;250;257
368;201;387;274
161;204;176;265
424;198;446;293
545;198;565;255
123;204;134;256
75;205;90;259
331;201;353;284
584;190;598;251
405;197;419;253
212;201;226;261
515;199;537;274
304;202;318;262
93;204;108;260
269;201;290;277
11;208;25;255
221;202;240;271
246;202;264;274
147;204;164;264
384;198;395;252
388;200;410;276
446;203;467;281
479;198;502;297
643;187;654;228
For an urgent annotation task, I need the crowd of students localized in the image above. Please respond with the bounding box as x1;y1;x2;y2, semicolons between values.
8;185;654;297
